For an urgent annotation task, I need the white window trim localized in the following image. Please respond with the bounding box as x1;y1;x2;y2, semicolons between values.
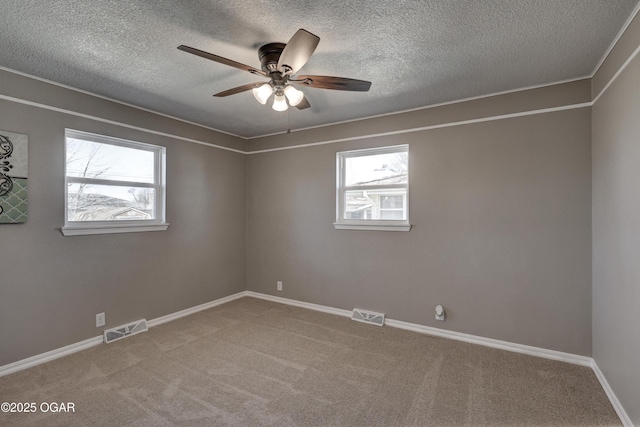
61;223;169;236
334;144;411;232
62;129;169;236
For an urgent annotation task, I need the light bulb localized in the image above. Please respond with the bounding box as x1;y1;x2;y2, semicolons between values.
272;93;288;111
284;85;304;106
252;83;273;105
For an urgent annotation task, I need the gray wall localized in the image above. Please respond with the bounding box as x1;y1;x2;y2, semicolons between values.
0;77;247;366
247;104;593;356
3;18;639;420
592;13;640;425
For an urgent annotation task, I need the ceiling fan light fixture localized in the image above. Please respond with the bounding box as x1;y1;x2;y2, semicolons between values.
272;92;289;111
252;83;273;104
284;85;304;106
179;28;371;114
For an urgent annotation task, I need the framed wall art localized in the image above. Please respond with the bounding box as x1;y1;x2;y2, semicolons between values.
0;130;28;223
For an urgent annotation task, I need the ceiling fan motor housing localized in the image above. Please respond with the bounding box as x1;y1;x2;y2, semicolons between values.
258;43;286;73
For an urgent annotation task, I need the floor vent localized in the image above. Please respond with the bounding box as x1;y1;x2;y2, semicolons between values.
351;308;385;326
103;319;148;344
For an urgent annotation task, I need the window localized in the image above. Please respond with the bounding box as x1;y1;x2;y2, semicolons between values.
335;145;410;231
62;129;168;236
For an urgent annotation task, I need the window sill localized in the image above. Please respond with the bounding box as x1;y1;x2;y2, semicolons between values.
61;223;169;236
333;223;412;232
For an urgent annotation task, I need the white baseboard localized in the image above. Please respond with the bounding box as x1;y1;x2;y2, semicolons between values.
146;291;246;328
0;291;247;378
245;291;352;318
592;360;634;427
1;289;632;426
246;292;592;366
385;318;593;366
0;335;103;377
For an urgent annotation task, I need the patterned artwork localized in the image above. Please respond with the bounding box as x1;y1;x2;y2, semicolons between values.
0;130;28;223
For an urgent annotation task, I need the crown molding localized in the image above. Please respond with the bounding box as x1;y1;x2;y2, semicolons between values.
590;1;640;78
0;65;242;139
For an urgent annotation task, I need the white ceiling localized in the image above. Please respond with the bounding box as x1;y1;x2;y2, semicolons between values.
1;1;638;138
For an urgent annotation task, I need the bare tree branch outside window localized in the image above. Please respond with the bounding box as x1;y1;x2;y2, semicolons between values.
66;139;155;221
66;140;115;219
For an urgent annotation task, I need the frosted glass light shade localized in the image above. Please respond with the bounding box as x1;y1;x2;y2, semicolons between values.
272;93;288;111
284;85;304;106
252;84;273;104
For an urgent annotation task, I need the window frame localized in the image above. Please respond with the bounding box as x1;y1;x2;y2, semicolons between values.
61;129;168;236
335;144;411;232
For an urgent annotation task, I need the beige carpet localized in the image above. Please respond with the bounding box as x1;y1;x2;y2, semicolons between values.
0;297;620;426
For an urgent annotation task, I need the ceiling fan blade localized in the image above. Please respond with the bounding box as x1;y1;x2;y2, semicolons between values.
178;45;267;77
277;29;320;75
294;97;311;110
214;82;264;97
294;75;372;91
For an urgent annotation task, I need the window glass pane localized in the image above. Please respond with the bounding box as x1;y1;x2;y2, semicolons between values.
380;195;403;209
345;151;407;186
346;210;363;219
345;189;406;220
345;207;372;220
344;190;372;219
380;210;404;220
66;138;155;184
67;183;155;221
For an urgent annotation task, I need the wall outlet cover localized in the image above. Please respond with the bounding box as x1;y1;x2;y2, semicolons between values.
96;312;105;327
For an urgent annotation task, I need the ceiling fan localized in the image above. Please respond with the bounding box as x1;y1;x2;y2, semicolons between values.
178;29;371;112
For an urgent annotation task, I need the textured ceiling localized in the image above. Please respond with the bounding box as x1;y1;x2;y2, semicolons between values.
1;0;638;138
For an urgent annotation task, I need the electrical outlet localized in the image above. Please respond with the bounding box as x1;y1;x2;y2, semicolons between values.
96;312;105;327
277;281;283;291
435;305;445;321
